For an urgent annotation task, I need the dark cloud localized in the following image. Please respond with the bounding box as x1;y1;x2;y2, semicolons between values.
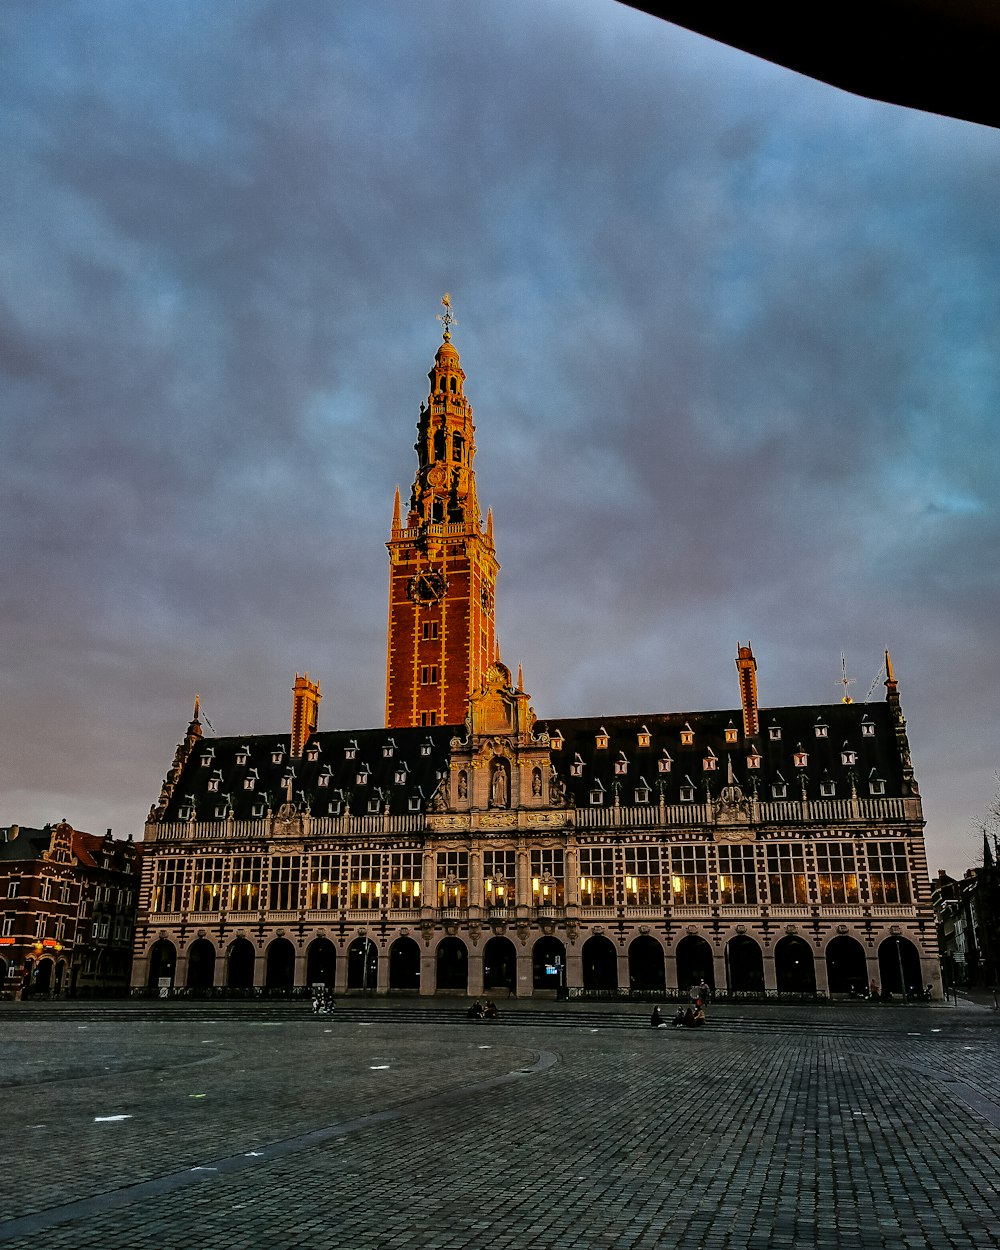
1;0;997;872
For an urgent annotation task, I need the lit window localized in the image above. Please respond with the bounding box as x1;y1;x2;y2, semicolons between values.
724;724;738;744
768;725;782;741
596;728;609;750
637;727;651;748
658;751;672;774
550;731;563;751
680;723;694;746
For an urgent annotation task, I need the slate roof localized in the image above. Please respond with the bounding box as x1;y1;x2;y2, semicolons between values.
162;724;456;821
537;702;903;807
160;699;904;822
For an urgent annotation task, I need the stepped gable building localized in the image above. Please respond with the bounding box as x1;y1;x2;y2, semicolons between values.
132;304;940;1000
1;821;141;997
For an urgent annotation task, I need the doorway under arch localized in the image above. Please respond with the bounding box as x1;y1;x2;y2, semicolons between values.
306;938;337;988
582;934;618;992
186;938;216;990
389;936;421;990
675;934;715;991
436;937;468;992
33;958;53;994
628;935;666;992
483;936;517;992
774;935;816;993
532;936;566;991
227;937;256;989
265;937;296;990
347;936;379;991
826;935;868;994
725;935;765;993
878;935;922;996
147;938;177;987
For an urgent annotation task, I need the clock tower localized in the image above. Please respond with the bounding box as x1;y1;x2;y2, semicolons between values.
385;298;499;728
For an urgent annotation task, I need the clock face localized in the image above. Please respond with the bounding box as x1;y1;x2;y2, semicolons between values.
408;570;447;604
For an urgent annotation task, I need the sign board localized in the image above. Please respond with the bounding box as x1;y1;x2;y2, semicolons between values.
158;976;172;999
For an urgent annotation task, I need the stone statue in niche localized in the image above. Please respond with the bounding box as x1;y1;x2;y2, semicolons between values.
489;760;509;809
531;768;542;797
457;770;468;800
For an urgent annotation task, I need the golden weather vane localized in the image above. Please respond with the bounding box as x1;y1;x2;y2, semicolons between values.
437;292;457;340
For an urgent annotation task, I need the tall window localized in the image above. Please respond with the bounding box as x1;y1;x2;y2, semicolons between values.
190;857;226;912
765;844;808;905
307;854;342;910
867;842;912;905
389;852;422;908
348;853;383;909
717;845;758;905
268;855;302;911
578;847;616;907
230;856;263;912
484;849;517;905
623;846;662;905
151;859;185;913
531;848;565;905
670;845;709;905
814;842;859;905
437;850;469;906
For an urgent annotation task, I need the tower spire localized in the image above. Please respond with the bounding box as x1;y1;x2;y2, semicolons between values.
391;485;401;531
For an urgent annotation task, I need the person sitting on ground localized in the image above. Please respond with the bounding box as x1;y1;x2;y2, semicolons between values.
672;1007;687;1027
467;999;484;1019
650;1005;665;1028
483;999;499;1019
690;1003;706;1027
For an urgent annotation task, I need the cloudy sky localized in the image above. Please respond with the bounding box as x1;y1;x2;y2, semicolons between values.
2;0;998;875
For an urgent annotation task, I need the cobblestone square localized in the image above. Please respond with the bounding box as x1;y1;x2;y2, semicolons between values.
1;999;998;1249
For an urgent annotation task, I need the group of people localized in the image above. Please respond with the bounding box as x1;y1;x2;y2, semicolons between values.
311;987;336;1015
467;999;500;1020
650;979;712;1030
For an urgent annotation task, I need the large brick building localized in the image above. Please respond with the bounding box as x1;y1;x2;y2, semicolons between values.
131;308;940;1000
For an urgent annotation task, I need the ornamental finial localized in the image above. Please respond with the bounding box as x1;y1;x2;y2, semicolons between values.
437;292;457;341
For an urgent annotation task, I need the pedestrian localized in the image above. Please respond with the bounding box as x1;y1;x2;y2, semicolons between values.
698;978;711;1002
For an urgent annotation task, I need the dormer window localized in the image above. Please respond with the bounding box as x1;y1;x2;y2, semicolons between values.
747;750;761;770
869;771;886;796
596;728;609;750
251;803;266;818
679;778;696;802
345;740;358;760
550;731;563;751
244;773;257;791
570;754;585;777
819;778;836;797
861;718;875;737
178;805;193;821
382;740;395;758
724;723;738;745
634;782;651;805
814;721;829;739
367;797;382;814
236;746;250;766
271;749;284;765
281;773;295;793
614;752;629;775
214;805;228;819
589;784;605;806
356;765;370;786
318;772;331;787
408;794;422;812
793;746;809;768
658;751;672;774
772;775;788;799
680;724;694;746
394;766;409;786
637;726;651;748
768;724;782;741
841;745;857;766
421;740;433;757
200;751;214;767
207;774;221;793
703;749;718;772
306;744;320;762
327;798;342;816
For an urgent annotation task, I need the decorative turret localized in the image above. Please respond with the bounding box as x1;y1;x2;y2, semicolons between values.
884;649;918;795
150;695;205;824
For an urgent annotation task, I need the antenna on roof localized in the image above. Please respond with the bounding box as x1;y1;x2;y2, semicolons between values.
864;655;886;703
840;654;855;704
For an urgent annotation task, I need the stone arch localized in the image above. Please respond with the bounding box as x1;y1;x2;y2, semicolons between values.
826;934;869;994
33;958;54;994
532;936;566;991
265;937;296;990
878;935;923;996
347;935;378;990
436;936;468;991
582;934;618;992
675;934;715;991
186;938;216;990
147;938;177;987
226;937;256;989
389;935;421;990
628;934;666;992
306;937;337;988
725;934;765;993
774;934;816;993
482;935;517;992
